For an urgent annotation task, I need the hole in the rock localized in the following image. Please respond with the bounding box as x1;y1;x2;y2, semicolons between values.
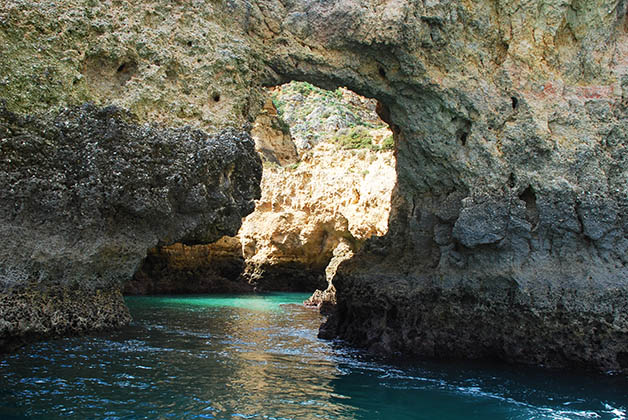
378;67;387;79
453;117;471;146
508;172;516;188
115;61;137;86
212;93;221;102
511;96;519;109
459;131;468;145
126;81;397;305
187;40;193;47
386;305;399;327
519;186;540;227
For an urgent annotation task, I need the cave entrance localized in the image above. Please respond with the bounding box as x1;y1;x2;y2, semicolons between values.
125;82;396;302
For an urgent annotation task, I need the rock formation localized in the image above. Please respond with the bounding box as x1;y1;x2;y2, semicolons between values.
250;97;298;166
128;84;395;295
239;140;395;291
0;103;261;350
2;0;627;371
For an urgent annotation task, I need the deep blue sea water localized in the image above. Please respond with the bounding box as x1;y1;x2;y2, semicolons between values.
1;293;627;419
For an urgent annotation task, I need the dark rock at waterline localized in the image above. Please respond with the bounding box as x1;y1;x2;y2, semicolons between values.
323;267;628;372
0;103;261;349
125;241;253;295
321;186;628;372
125;241;328;295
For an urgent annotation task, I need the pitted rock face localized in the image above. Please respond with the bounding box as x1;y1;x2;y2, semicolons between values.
1;0;627;370
257;0;628;372
0;103;261;346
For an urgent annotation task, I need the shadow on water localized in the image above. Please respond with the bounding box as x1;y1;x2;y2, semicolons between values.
1;293;627;419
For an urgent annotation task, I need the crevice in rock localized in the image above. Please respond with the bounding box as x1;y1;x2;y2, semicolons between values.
519;186;539;227
508;172;516;188
453;117;471;146
115;61;137;86
511;96;519;110
458;131;468;145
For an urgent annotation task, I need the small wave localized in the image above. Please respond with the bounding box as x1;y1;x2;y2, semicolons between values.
603;403;626;420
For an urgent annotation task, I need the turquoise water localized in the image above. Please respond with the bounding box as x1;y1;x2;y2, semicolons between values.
1;293;627;419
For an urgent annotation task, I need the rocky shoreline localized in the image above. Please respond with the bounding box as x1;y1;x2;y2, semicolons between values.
0;103;261;350
1;0;627;372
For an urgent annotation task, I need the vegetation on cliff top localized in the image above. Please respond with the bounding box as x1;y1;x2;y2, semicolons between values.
270;81;392;151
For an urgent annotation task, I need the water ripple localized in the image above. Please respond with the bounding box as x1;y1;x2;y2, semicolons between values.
1;293;627;420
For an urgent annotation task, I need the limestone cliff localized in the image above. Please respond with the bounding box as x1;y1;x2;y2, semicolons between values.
128;87;396;295
2;0;628;371
239;141;395;291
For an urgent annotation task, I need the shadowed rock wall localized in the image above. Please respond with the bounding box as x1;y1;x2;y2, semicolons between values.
0;104;261;349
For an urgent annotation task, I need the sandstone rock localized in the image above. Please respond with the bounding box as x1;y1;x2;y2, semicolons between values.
250;98;298;166
237;142;395;290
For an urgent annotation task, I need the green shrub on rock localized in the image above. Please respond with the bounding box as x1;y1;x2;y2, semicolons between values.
381;135;394;150
332;126;375;150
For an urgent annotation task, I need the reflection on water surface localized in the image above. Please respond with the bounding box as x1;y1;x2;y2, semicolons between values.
1;293;627;419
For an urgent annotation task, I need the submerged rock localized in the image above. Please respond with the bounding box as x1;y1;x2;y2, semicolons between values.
0;103;261;349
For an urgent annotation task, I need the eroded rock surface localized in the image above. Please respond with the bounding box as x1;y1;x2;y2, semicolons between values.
0;103;261;349
239;141;395;291
2;0;628;371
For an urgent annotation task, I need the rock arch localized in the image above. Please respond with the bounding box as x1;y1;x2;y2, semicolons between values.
252;0;628;371
1;0;626;371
